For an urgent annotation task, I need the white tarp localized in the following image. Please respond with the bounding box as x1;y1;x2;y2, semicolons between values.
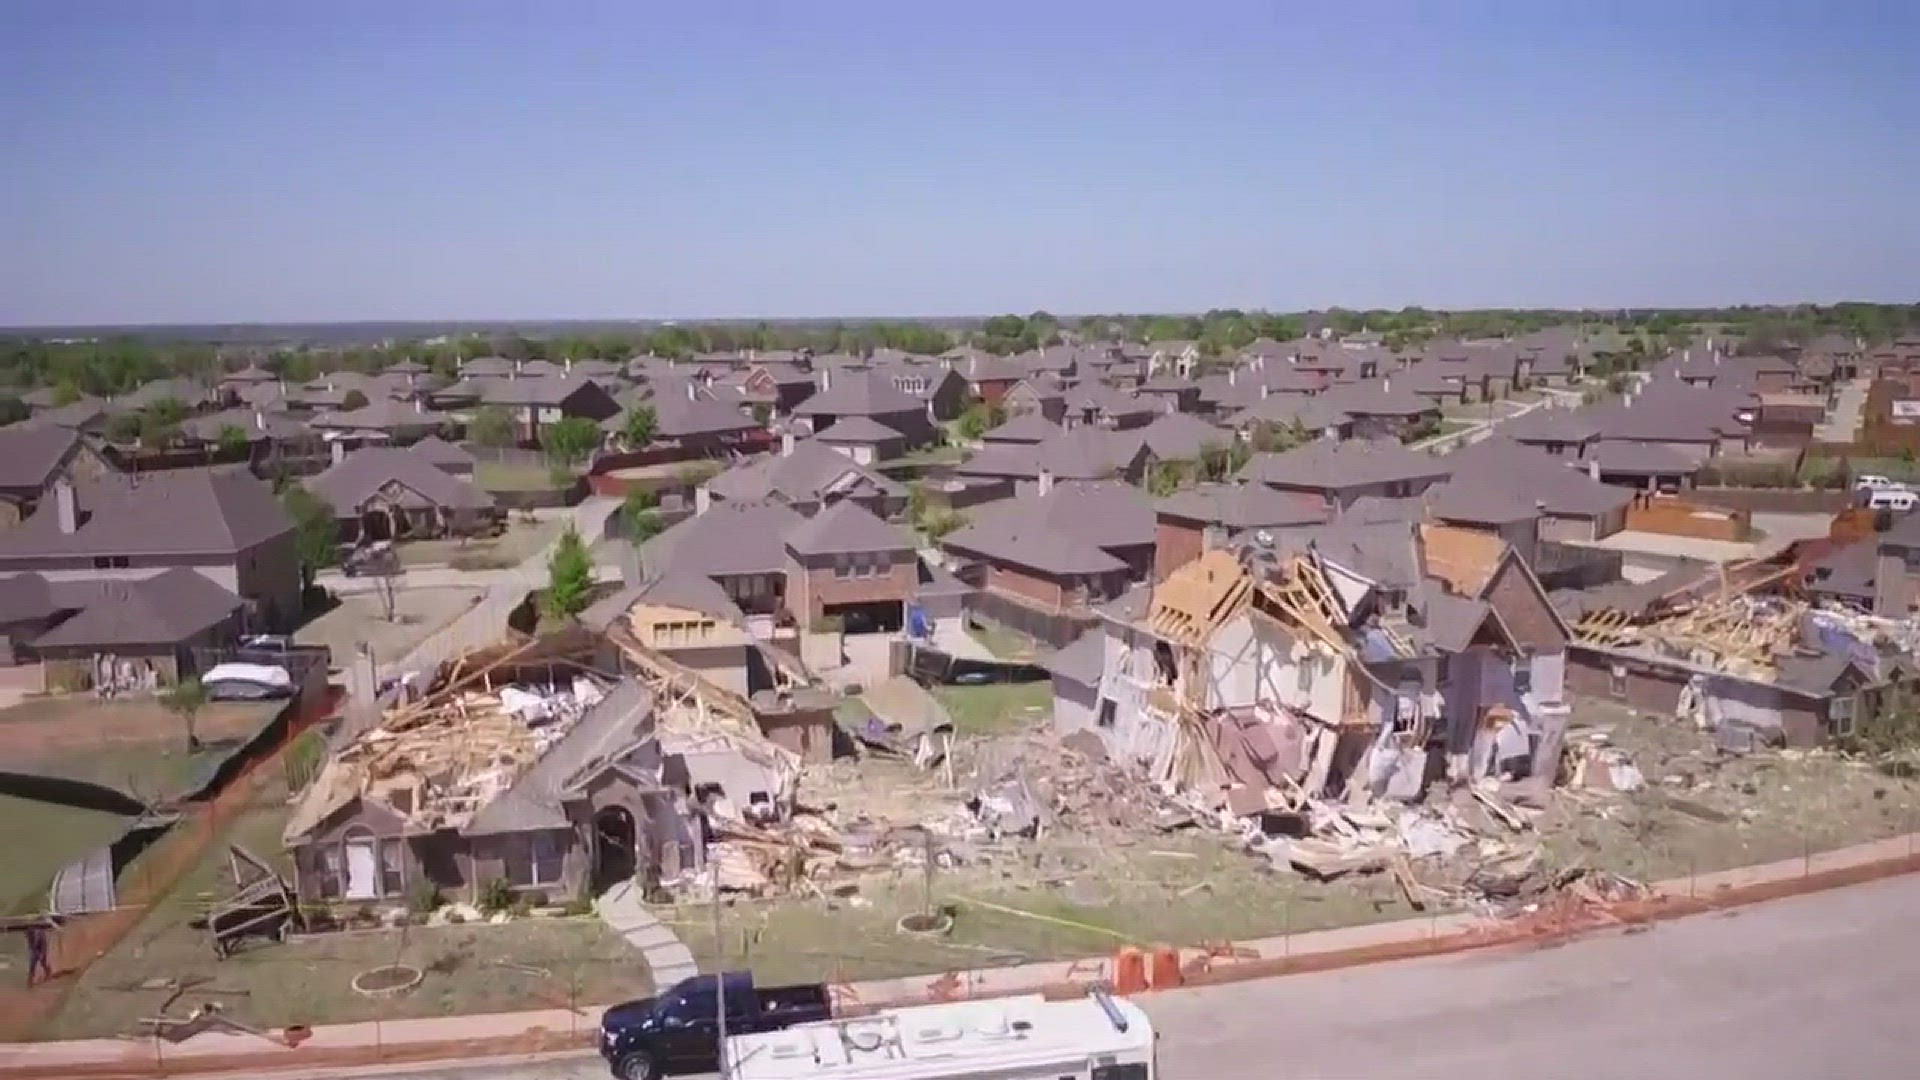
201;662;293;689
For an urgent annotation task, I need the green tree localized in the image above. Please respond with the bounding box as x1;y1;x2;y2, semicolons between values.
955;401;1005;441
339;389;370;411
541;526;594;621
1146;460;1190;497
137;408;180;448
469;405;516;448
216;424;252;457
281;484;338;590
622;405;658;448
621;488;664;542
105;412;143;444
160;677;208;752
50;383;82;407
750;402;772;426
0;396;27;425
1249;420;1311;455
542;416;601;470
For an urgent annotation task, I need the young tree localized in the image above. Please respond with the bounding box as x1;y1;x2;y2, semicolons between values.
137;408;180;448
469;405;517;448
371;555;403;622
280;484;338;590
622;405;658;449
105;412;143;444
955;401;1005;441
621;488;664;542
340;389;370;411
750;402;772;426
542;416;601;471
161;677;208;752
216;424;252;458
1146;459;1190;497
541;526;594;621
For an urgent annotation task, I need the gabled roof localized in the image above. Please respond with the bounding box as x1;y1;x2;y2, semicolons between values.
1156;482;1330;530
794;371;924;417
1586;440;1703;476
114;378;220;410
1498;406;1603;444
642;392;760;439
981;413;1061;445
1238;438;1450;492
641;501;807;577
705;439;906;504
785;499;914;556
409;434;476;470
585;570;749;632
966;480;1156;554
0;468;292;559
1319;379;1440;419
463;682;657;836
943;519;1128;576
311;398;451;433
1440;438;1631;519
1138;412;1230;461
305;446;496;516
813;415;904;444
1062;382;1155;419
0;425;85;492
29;568;244;649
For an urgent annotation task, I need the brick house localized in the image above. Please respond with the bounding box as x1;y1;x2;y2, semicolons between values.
0;468;302;631
0;424;116;527
782;500;918;633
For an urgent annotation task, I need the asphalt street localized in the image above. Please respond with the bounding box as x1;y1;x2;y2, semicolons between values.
312;872;1920;1080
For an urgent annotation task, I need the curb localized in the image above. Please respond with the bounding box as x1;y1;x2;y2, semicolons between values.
5;833;1916;1080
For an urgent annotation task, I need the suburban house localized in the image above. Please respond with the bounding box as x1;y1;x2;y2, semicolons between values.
0;424;117;527
305;444;500;543
871;362;969;422
282;680;696;904
639;501;808;622
701;436;909;519
409;435;478;478
731;361;818;416
1060;383;1158;430
432;375;622;443
1135;374;1201;414
942;481;1156;616
1438;438;1632;542
953;428;1154;489
1138;412;1232;464
1496;406;1603;456
782;500;919;633
0;566;248;683
1062;522;1571;809
583;572;763;697
1152;483;1331;581
948;351;1027;405
792;370;938;448
813;416;908;465
618;386;762;451
1317;380;1443;440
1238;439;1452;510
309;399;455;446
979;412;1062;447
0;468;301;631
1001;379;1067;422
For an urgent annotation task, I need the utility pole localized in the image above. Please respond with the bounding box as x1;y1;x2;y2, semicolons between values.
710;814;728;1080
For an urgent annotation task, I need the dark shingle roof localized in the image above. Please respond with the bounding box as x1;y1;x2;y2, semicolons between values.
305;447;496;517
794;372;924;418
0;468;292;559
1044;628;1107;686
0;425;83;492
785;499;914;556
641;502;807;577
1156;483;1330;530
1587;440;1703;476
705;439;906;504
1238;439;1450;492
1440;438;1631;519
29;568;243;648
966;481;1155;554
813;415;904;444
1139;413;1229;462
981;413;1062;445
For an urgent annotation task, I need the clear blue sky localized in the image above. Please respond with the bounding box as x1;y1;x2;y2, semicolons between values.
2;1;1916;325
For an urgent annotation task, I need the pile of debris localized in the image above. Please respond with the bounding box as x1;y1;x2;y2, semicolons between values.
288;658;610;838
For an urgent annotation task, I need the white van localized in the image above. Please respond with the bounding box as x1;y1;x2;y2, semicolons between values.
726;989;1155;1080
1867;489;1918;511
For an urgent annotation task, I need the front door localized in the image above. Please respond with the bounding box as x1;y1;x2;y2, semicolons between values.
344;838;378;899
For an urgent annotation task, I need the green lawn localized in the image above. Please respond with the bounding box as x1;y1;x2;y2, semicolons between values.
0;795;135;916
966;622;1042;661
475;461;570;492
929;681;1052;736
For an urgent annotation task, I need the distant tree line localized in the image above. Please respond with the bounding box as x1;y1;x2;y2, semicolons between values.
2;303;1915;397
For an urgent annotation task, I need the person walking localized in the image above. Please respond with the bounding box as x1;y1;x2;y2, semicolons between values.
24;922;52;987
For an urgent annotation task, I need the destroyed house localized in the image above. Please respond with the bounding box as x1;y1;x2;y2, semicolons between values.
1563;568;1912;749
1067;523;1571;815
283;673;694;904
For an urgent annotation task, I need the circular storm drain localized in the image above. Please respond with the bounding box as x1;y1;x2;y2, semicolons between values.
896;912;954;936
351;964;424;997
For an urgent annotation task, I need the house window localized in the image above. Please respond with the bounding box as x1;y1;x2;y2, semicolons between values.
92;556;131;569
380;836;406;896
1096;699;1117;729
505;832;566;888
1829;695;1857;737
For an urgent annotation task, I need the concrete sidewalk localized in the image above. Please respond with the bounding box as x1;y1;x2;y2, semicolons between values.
5;829;1915;1077
595;881;699;987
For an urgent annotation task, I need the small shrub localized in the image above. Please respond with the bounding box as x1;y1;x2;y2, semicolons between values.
407;879;444;917
446;910;467;925
478;877;515;914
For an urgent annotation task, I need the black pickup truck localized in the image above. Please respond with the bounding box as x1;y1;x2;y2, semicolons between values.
600;972;833;1079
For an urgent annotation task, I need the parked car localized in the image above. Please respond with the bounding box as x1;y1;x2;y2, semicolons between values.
600;972;833;1079
1855;474;1902;491
201;662;296;701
